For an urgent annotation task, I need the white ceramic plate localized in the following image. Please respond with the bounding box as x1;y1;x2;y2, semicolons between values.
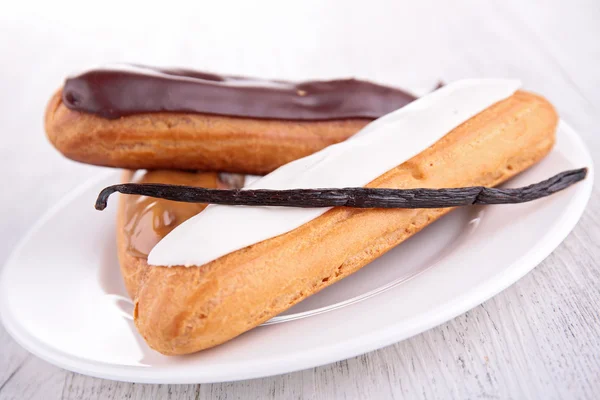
0;121;593;384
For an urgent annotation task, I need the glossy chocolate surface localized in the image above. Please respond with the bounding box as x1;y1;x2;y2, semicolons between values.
63;65;416;120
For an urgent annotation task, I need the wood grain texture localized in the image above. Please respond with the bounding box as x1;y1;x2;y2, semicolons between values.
0;0;599;399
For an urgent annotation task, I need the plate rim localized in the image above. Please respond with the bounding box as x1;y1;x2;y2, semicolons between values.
0;120;594;384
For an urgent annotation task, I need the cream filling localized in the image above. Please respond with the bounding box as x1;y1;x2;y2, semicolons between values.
148;79;521;267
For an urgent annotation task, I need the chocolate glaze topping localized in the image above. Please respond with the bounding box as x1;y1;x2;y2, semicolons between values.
62;65;416;120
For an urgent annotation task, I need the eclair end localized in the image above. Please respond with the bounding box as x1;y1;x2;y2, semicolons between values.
44;89;63;149
44;88;90;164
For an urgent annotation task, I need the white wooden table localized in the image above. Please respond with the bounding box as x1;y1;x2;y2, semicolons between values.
1;1;599;398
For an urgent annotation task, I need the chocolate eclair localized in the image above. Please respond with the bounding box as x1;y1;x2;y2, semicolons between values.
44;65;416;174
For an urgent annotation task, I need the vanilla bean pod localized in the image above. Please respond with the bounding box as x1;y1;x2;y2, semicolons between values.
95;168;587;211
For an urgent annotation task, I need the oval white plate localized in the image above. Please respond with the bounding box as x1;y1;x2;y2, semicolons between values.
0;121;593;384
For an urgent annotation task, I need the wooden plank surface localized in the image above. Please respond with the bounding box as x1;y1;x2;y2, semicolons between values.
0;1;598;399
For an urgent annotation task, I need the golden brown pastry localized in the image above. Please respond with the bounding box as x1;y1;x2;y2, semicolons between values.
44;66;416;175
117;90;557;355
45;90;370;175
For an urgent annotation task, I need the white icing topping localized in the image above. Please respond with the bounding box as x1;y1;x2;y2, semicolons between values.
148;79;521;267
